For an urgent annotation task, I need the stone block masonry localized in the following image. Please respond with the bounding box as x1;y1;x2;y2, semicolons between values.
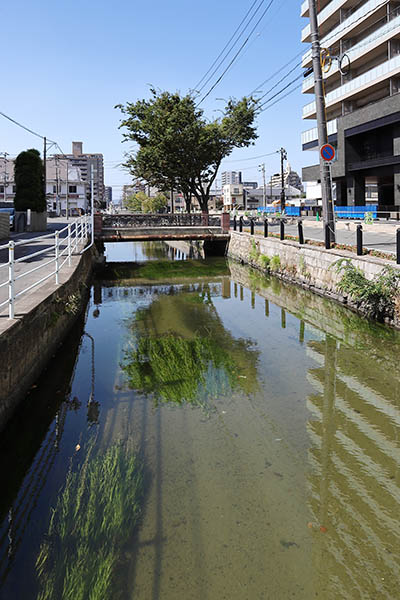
0;248;95;431
227;231;400;327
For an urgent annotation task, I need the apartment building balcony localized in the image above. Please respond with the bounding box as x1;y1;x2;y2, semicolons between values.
301;118;338;148
302;12;400;93
301;0;359;39
302;54;400;119
302;0;389;64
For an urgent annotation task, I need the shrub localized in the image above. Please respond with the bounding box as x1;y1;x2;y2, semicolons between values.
270;255;281;272
258;254;270;270
335;258;400;320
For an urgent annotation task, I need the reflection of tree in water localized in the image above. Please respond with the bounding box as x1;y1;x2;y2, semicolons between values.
141;242;172;260
122;283;259;408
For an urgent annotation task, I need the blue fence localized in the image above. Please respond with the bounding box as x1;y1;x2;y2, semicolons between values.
258;206;300;216
334;205;377;219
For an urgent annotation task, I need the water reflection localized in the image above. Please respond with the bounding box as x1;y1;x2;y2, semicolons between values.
122;282;259;409
306;334;400;599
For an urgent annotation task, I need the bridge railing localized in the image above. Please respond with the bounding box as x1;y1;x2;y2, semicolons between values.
101;213;224;229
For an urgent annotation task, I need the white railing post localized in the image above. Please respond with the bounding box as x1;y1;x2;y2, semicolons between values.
55;231;60;284
74;220;79;253
8;241;15;319
68;224;72;266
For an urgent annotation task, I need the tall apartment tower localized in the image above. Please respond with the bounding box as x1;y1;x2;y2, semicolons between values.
301;0;400;208
221;171;242;185
55;142;105;207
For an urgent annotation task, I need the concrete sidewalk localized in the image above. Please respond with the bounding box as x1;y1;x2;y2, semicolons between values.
0;217;90;320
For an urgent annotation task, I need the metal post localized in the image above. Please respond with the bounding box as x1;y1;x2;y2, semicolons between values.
55;231;60;284
259;163;266;207
66;160;69;220
298;220;304;244
250;218;254;235
356;224;363;256
280;219;284;240
308;0;335;243
279;148;287;213
68;224;72;266
325;223;331;249
239;216;243;232
74;220;79;252
397;228;400;265
233;215;237;231
264;218;268;238
8;241;14;319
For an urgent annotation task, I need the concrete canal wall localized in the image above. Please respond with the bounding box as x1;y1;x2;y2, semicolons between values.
227;231;400;328
0;248;95;431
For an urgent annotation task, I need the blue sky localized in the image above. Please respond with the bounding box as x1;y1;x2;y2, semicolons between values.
1;0;315;199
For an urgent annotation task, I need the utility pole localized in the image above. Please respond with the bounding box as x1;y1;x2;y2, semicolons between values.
90;164;94;245
279;147;287;213
259;163;266;206
2;152;9;203
43;137;47;206
66;159;69;220
308;0;335;242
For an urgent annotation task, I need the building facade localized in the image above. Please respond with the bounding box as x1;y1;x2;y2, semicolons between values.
269;163;303;191
221;171;242;185
55;142;104;208
0;156;87;214
301;0;400;208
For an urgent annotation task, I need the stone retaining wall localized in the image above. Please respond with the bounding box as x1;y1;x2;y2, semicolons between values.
227;231;400;327
0;248;94;431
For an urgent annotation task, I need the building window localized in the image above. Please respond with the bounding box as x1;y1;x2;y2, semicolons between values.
0;186;3;193
68;185;77;193
53;185;57;193
12;185;16;193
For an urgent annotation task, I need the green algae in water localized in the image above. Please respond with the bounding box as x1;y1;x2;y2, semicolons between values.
35;442;143;600
122;286;259;408
101;258;230;281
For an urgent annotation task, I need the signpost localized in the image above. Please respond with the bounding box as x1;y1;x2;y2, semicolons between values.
320;143;335;163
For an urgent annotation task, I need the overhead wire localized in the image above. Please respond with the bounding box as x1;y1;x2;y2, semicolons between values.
196;0;276;106
193;0;263;94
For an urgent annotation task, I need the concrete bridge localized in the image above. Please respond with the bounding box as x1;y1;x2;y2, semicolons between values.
94;212;231;255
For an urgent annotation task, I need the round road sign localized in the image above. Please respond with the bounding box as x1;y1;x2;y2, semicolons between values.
320;143;335;162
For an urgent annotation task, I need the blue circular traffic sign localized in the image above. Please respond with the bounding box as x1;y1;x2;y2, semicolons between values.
320;143;335;161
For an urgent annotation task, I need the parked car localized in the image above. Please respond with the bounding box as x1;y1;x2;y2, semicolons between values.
0;207;15;230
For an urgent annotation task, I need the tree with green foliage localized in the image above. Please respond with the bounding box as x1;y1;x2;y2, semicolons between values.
116;89;258;212
14;148;46;212
124;191;147;212
142;192;168;213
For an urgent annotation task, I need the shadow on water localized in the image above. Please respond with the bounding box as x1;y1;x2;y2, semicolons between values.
0;309;87;594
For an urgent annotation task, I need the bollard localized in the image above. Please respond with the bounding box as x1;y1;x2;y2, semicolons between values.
325;223;331;249
233;216;237;231
356;224;363;256
298;220;304;245
264;218;268;238
280;220;284;241
239;216;243;232
397;229;400;265
250;218;254;235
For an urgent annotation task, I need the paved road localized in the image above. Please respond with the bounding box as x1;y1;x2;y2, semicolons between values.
0;217;89;317
250;221;398;255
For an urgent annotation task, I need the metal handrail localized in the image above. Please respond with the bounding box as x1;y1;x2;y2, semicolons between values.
0;214;93;319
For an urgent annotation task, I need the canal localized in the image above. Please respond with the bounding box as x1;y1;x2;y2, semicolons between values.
0;241;399;599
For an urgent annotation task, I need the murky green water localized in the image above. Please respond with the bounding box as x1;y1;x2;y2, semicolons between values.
1;241;400;599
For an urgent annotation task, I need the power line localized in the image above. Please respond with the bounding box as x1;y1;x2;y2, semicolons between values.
223;150;278;163
250;49;306;96
259;83;302;113
258;72;304;111
0;110;56;144
197;0;276;106
193;0;263;94
257;61;302;103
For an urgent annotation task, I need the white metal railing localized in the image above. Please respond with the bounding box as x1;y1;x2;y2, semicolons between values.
301;118;338;146
301;0;350;39
302;53;400;117
0;214;92;319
